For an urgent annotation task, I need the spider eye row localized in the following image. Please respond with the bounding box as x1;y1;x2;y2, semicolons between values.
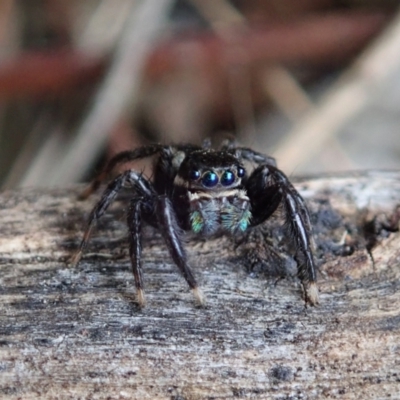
189;167;245;187
202;171;219;187
189;170;201;180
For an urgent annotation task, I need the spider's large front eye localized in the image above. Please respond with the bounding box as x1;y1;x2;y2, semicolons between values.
189;169;201;180
202;171;218;187
221;170;235;186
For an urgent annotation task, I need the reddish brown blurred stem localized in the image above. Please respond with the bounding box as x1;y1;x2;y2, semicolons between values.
0;50;105;99
0;12;387;100
145;12;388;81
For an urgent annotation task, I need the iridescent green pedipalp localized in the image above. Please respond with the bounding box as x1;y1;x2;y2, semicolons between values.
221;208;251;233
238;210;251;232
190;210;204;233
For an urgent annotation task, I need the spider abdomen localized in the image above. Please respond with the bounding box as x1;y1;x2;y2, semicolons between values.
188;190;251;236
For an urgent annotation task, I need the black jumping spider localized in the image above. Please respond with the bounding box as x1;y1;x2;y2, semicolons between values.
73;141;319;306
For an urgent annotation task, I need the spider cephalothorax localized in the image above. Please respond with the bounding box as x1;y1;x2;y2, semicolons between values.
73;142;319;306
175;150;251;236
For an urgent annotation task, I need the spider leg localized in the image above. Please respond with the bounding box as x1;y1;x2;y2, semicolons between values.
156;196;203;305
246;165;319;305
127;197;153;306
79;144;164;200
228;146;277;167
72;170;155;267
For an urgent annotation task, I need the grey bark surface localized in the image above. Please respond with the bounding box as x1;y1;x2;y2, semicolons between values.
0;171;399;399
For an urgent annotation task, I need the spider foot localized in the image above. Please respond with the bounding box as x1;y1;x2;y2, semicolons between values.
71;226;93;267
304;282;319;306
135;288;146;307
192;287;205;306
70;251;82;268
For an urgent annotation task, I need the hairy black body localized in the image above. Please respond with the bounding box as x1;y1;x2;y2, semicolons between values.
73;142;319;306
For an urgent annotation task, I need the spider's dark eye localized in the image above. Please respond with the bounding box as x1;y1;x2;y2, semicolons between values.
221;170;235;186
202;171;218;187
237;167;245;178
189;169;201;180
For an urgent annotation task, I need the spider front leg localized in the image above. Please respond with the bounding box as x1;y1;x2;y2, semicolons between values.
127;197;149;306
246;165;319;305
72;170;155;267
128;195;202;306
156;196;204;305
74;169;202;305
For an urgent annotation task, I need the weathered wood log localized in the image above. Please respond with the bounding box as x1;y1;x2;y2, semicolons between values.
0;171;399;399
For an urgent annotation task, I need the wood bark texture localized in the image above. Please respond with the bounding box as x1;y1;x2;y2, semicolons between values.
0;171;399;399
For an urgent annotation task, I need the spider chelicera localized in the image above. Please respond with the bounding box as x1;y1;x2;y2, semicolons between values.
72;141;319;306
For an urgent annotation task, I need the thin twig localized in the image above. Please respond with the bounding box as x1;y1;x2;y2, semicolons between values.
273;9;400;173
262;66;314;122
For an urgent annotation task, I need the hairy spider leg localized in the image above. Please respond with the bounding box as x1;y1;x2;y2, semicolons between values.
227;146;277;167
156;196;203;305
128;186;203;305
78;144;165;200
246;164;319;305
240;146;316;251
127;197;149;306
72;170;153;267
74;165;203;305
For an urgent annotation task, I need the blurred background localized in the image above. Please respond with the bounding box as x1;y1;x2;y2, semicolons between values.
0;0;400;188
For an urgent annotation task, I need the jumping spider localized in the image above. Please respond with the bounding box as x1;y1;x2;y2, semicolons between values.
73;141;319;306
